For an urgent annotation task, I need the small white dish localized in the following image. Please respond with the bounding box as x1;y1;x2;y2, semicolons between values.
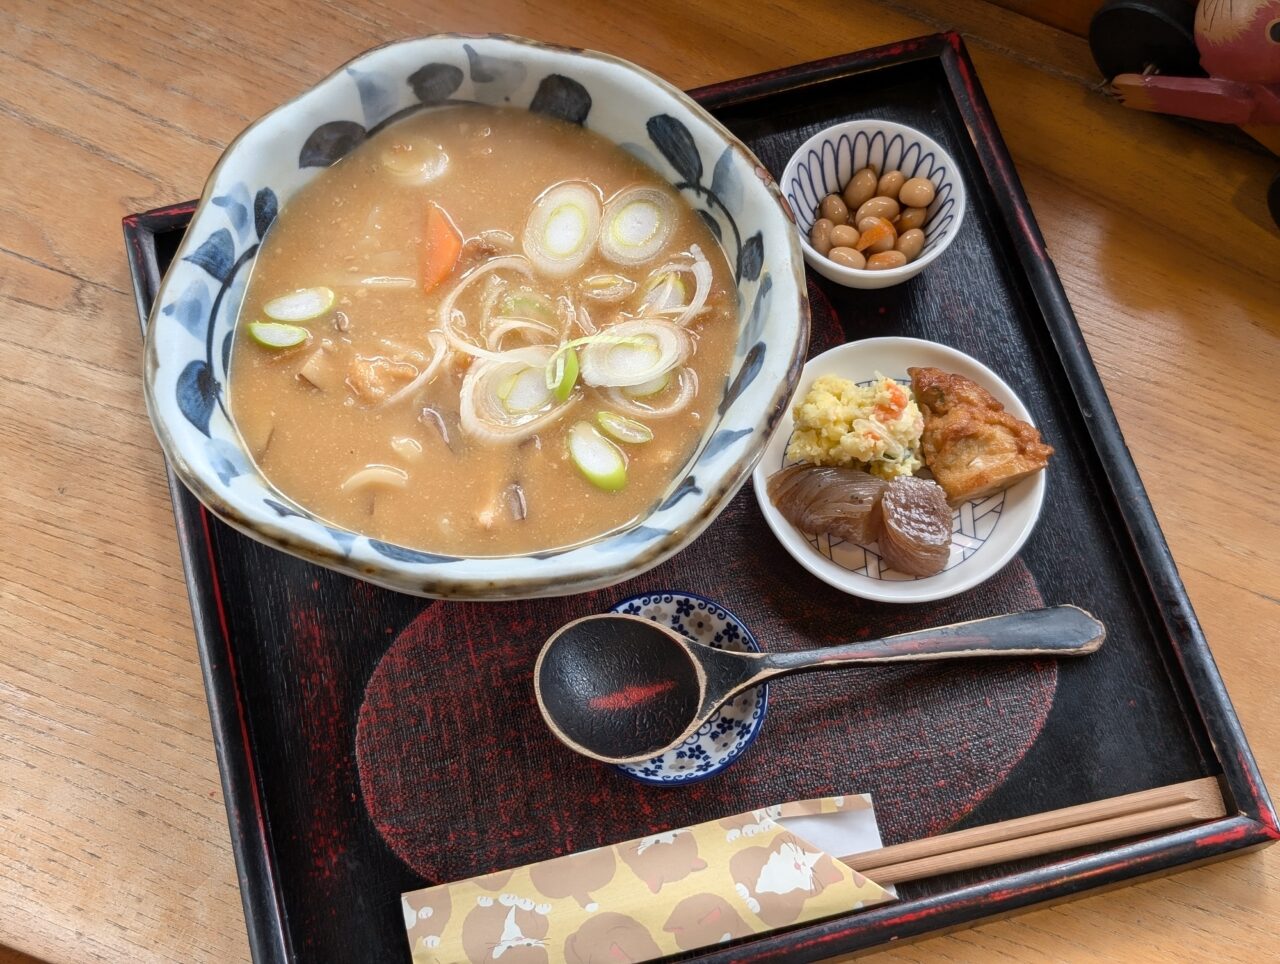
752;337;1046;603
781;119;966;289
608;590;767;786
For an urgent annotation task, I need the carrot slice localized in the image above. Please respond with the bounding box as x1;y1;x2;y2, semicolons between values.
421;203;463;292
854;217;897;253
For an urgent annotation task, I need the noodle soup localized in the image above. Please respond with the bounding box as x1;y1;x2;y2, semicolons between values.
229;105;738;556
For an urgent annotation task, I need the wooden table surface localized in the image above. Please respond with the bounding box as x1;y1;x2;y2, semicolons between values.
2;0;1277;961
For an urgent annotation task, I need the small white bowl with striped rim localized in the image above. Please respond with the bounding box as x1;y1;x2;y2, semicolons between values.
781;119;966;289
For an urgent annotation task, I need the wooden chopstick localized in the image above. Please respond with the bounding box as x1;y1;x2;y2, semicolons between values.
840;777;1226;885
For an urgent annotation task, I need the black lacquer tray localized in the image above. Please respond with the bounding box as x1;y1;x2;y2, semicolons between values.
123;33;1275;964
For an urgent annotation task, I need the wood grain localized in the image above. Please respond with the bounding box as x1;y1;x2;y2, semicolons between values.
0;1;1276;962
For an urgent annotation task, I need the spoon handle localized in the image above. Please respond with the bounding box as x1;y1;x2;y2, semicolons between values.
757;605;1104;678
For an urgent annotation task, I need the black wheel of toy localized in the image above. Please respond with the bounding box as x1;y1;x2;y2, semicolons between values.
1088;0;1202;79
1268;172;1280;230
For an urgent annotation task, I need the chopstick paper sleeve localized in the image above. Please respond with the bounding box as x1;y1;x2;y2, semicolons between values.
401;794;892;963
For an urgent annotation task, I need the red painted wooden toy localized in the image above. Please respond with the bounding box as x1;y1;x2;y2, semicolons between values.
1090;0;1280;224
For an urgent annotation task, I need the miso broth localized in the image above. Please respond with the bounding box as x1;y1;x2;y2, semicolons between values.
229;105;738;556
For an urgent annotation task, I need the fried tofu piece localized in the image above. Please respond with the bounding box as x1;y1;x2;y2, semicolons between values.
909;366;1053;504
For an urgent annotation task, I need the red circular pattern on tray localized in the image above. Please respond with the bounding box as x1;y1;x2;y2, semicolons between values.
355;280;1056;882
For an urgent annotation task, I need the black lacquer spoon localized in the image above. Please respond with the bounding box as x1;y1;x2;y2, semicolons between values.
534;605;1104;765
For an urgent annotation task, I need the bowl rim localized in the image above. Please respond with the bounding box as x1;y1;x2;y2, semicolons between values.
608;588;769;786
780;118;967;285
751;336;1046;603
142;33;811;599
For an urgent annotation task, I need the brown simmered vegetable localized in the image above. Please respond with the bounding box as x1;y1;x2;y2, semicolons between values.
909;366;1054;504
767;463;887;545
878;476;951;576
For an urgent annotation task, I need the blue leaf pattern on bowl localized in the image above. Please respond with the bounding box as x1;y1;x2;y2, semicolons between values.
263;497;311;520
299;120;367;168
368;539;457;565
528;74;591;124
183;228;236;282
605;525;670;550
710;145;744;211
658;476;702;510
161;279;210;339
206;437;249;485
407;63;464;104
736;231;763;281
696;208;722;242
719;341;765;415
463;43;527;103
702;427;752;460
739;273;774;350
347;66;398;127
211;184;252;242
253;188;278;240
175;359;218;436
646;114;702;184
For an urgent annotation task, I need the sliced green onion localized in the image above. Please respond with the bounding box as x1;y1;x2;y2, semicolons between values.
339;464;409;493
247;321;310;348
543;331;646;391
502;366;553;414
625;372;671;397
581;273;637;303
609;368;698;418
567;421;627;491
597;411;653;444
551;346;579;402
641;245;713;327
639;271;687;313
600;186;675;265
460;346;570;443
523;182;601;278
262;287;334;322
500;291;555;321
578;319;690;388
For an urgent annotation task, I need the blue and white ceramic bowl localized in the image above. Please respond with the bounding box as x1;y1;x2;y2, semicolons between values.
143;36;808;600
781;119;966;289
609;591;768;785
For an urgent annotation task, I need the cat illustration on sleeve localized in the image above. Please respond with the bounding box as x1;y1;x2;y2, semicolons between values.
717;806;782;842
562;912;662;963
730;833;845;927
527;846;616;911
473;869;515;892
404;889;452;959
663;893;753;950
460;892;551;963
618;829;707;894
